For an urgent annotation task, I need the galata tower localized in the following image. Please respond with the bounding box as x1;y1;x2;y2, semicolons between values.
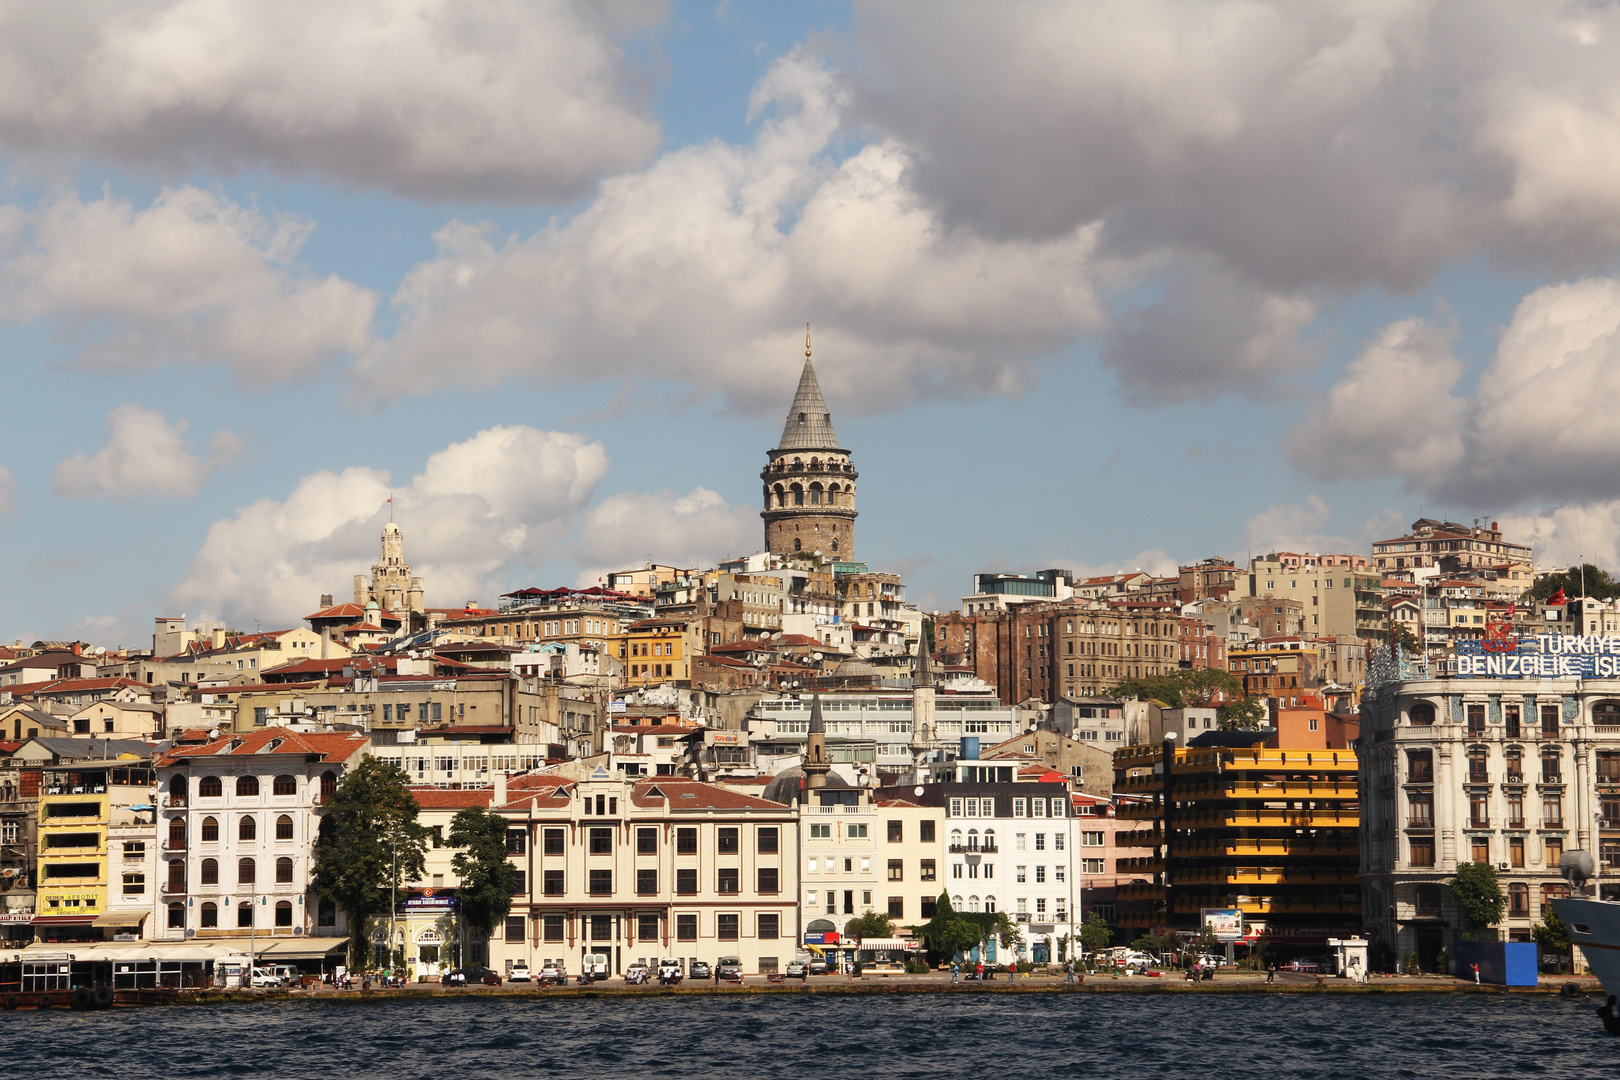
761;328;857;560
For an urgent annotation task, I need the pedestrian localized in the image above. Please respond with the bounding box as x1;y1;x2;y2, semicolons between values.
975;960;984;983
1267;962;1276;984
1065;960;1074;985
951;961;959;985
1008;960;1016;981
1472;963;1480;985
714;964;721;987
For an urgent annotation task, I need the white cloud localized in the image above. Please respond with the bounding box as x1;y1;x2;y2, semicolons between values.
1495;502;1620;571
0;465;14;516
171;425;608;626
0;188;376;383
569;487;759;586
1286;314;1466;485
1238;496;1402;557
356;50;1108;412
54;404;243;500
0;0;662;201
1296;278;1620;507
1056;548;1180;582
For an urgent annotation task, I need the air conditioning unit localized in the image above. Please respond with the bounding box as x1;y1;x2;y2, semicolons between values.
1499;862;1510;871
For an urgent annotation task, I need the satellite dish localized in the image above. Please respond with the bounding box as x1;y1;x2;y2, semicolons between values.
813;653;823;662
208;729;220;739
913;786;924;797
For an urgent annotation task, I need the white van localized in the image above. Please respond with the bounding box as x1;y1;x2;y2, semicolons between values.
581;953;610;978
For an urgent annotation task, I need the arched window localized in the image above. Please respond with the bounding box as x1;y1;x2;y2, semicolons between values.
967;828;979;851
167;818;186;848
983;828;996;851
276;815;295;840
984;896;996;913
238;857;256;885
831;539;839;552
200;902;218;928
809;484;822;505
200;858;219;885
1596;701;1620;724
273;775;297;796
198;776;223;798
951;895;963;911
238;903;254;928
167;860;185;890
1509;882;1530;917
276;857;294;884
169;775;187;798
1414;883;1442;916
320;772;337;800
967;895;980;913
275;901;294;927
792;485;804;507
239;816;257;842
950;829;963;850
200;816;219;843
1409;703;1436;726
773;484;786;508
793;538;802;552
237;775;259;797
167;902;185;929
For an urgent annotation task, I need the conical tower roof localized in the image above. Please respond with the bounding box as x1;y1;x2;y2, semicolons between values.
776;327;842;452
913;633;935;689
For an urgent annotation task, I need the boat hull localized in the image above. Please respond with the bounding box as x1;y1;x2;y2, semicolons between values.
1552;897;1620;1001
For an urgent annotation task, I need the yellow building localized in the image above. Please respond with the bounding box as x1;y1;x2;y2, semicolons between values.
33;748;156;943
623;617;701;687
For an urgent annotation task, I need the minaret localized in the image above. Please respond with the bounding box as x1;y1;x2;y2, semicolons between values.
761;326;858;560
804;692;831;791
910;628;935;784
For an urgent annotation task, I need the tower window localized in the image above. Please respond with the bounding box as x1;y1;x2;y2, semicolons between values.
799;413;806;421
794;539;802;552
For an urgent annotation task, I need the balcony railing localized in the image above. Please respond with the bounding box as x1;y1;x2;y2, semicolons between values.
947;844;999;854
1505;773;1524;784
1407;817;1434;829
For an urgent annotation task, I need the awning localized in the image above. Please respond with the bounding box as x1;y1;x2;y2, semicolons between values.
31;915;95;925
92;912;148;928
255;939;347;959
851;938;919;950
802;944;825;957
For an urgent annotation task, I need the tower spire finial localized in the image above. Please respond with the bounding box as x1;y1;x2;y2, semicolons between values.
805;323;811;360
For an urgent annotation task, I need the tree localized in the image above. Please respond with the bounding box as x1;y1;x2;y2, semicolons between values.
1130;933;1168;957
1388;621;1422;654
1450;862;1507;928
914;892;982;962
1111;668;1243;710
1078;911;1113;959
1528;564;1620;603
447;806;519;959
311;757;431;969
1533;905;1573;959
1218;695;1268;730
845;910;895;942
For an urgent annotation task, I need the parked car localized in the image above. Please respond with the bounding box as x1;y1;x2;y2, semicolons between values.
580;952;610;978
508;961;532;983
807;957;829;975
658;958;684;978
539;965;567;986
689;961;712;980
625;962;650;984
786;961;808;981
717;957;743;982
463;966;501;986
249;967;285;988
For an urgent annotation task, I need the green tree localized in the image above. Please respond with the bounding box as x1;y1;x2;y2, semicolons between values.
1388;621;1422;654
1533;905;1573;959
311;757;431;970
1078;911;1113;959
845;910;895;942
1528;564;1620;603
1111;668;1243;709
447;806;519;959
914;892;982;962
1218;695;1268;730
1130;933;1168;957
1450;862;1507;928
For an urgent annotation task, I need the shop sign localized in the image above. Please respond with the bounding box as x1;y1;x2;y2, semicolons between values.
1202;908;1243;941
1456;633;1620;679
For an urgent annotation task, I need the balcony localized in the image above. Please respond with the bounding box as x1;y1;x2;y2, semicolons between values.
1407;817;1434;829
1468;818;1490;829
1507;818;1525;829
1467;772;1489;785
161;881;186;895
948;844;999;854
1504;773;1524;784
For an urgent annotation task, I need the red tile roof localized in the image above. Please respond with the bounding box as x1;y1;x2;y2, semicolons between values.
155;726;368;766
408;787;495;809
630;779;787;810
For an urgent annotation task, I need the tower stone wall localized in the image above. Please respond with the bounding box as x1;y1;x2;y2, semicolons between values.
762;330;857;560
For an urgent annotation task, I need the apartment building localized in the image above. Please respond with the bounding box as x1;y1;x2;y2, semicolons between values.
26;740;155;943
153;728;368;952
1246;553;1383;639
495;772;799;977
1359;670;1620;973
1372;518;1532;576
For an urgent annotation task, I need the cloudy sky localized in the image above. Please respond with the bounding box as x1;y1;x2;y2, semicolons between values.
5;0;1620;647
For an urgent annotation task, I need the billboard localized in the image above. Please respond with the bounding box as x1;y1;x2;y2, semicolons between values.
1202;908;1243;941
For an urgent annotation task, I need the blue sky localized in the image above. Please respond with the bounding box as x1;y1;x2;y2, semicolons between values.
4;1;1620;648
